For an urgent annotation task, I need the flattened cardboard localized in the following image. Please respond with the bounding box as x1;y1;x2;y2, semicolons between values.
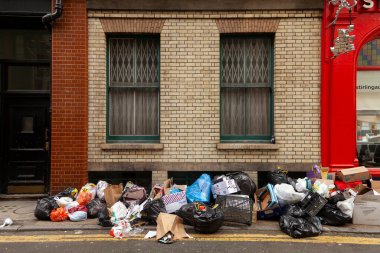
337;167;370;183
353;190;380;226
156;213;190;241
104;183;123;208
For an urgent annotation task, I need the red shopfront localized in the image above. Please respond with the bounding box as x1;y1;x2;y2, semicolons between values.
322;0;380;177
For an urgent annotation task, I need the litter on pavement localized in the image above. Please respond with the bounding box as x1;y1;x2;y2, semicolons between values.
33;167;380;241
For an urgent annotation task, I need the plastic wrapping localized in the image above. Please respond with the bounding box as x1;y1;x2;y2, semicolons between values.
78;183;97;201
317;203;350;226
337;197;355;218
110;201;128;224
186;174;212;203
176;202;224;234
50;207;69;222
279;215;322;238
86;198;107;218
77;191;92;206
55;197;74;207
69;211;87;222
141;198;167;225
295;178;312;193
67;204;88;214
35;197;59;220
274;183;305;206
227;172;257;197
96;180;109;200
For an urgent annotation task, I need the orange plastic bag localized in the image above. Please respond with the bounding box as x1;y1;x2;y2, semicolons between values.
77;191;92;205
50;207;68;222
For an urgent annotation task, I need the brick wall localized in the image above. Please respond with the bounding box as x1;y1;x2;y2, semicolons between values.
50;0;88;193
88;10;322;177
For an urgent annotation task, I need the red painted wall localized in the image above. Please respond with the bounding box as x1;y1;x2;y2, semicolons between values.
321;0;380;176
50;0;88;193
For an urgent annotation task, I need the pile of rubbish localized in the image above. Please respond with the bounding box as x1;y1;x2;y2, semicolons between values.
34;166;380;241
261;165;380;238
34;172;257;243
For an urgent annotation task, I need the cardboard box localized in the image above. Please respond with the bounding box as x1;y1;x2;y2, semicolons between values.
337;167;371;183
211;177;239;198
371;180;380;192
353;190;380;226
162;190;187;214
256;184;285;220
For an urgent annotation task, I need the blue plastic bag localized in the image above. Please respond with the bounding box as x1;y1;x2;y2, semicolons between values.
186;174;212;203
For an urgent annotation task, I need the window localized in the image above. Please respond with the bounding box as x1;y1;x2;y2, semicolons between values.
220;35;274;142
356;38;380;167
107;36;160;142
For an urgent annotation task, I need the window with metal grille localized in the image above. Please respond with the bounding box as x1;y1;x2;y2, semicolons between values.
220;35;274;142
107;36;160;142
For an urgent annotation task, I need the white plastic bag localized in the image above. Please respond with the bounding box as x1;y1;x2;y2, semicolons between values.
55;197;74;207
312;181;329;198
274;183;306;205
110;201;128;224
295;178;311;193
68;211;87;222
64;201;79;212
109;220;132;239
337;197;355;218
78;183;97;201
96;180;109;200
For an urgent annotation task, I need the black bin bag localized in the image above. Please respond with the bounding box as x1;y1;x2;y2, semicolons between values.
317;203;350;226
141;198;167;225
279;214;322;238
227;172;257;197
176;202;224;234
34;197;58;220
98;205;113;227
86;198;106;218
267;170;289;185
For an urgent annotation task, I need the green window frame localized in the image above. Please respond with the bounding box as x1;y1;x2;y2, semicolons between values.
220;34;274;142
106;35;160;142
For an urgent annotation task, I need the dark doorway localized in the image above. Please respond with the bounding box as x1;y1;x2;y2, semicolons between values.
0;16;51;194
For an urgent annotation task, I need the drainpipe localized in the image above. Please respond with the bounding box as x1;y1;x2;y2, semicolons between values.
42;0;63;33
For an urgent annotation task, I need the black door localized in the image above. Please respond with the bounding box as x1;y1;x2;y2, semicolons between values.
0;19;51;194
4;95;50;194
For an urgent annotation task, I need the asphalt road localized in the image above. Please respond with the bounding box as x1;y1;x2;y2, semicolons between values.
0;230;379;253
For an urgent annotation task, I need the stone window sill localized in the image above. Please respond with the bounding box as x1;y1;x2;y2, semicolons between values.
216;143;279;150
101;143;164;150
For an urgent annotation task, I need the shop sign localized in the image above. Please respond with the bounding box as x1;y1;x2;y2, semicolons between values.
357;71;380;110
357;0;380;12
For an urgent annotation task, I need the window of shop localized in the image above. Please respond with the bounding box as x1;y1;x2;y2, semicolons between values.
220;35;274;142
357;38;380;167
107;36;160;142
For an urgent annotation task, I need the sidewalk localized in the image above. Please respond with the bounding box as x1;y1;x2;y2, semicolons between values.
1;199;380;234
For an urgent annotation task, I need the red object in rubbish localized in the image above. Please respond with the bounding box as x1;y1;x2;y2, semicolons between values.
67;205;88;214
50;207;69;222
77;191;92;205
334;180;362;191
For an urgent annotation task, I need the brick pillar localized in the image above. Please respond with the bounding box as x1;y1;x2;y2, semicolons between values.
243;171;258;187
151;171;168;187
50;0;88;193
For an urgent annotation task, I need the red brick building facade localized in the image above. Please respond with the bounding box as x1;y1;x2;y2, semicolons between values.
50;0;88;193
